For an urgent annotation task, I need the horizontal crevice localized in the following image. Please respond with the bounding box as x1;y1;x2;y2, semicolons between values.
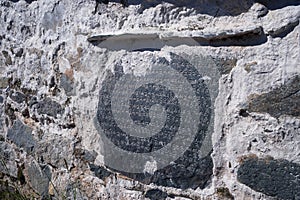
87;27;267;51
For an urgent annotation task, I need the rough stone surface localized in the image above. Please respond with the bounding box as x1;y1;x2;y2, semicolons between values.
33;98;64;118
0;0;299;199
7;119;36;154
25;159;51;198
0;142;18;177
247;75;300;118
237;157;300;200
144;189;168;200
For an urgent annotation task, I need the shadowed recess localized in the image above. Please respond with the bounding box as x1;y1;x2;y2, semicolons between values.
254;0;300;10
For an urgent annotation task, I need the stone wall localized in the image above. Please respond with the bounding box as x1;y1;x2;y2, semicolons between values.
0;0;299;199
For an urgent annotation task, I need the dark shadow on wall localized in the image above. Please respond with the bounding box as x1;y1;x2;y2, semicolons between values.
254;0;300;10
8;0;37;3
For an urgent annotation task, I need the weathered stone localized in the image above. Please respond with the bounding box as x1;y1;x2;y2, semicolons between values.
144;189;168;200
0;142;17;177
7;120;36;154
247;75;300;118
34;137;73;168
237;157;300;199
26;160;50;198
34;98;64;118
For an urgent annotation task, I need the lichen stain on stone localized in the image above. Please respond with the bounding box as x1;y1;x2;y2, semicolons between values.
247;75;300;118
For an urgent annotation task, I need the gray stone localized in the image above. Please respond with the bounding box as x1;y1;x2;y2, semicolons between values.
0;142;17;177
237;157;300;199
35;137;73;168
26;160;50;198
7;119;36;154
34;98;64;117
60;74;75;96
247;75;300;118
41;2;64;31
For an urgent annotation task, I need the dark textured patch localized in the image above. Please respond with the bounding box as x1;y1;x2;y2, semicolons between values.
99;82;181;153
239;109;249;117
4;103;16;122
248;75;300;118
9;91;26;104
97;53;213;189
17;165;26;185
255;0;300;10
216;187;234;199
201;28;267;47
9;0;36;3
7;120;36;153
0;181;28;200
13;48;23;57
213;58;237;74
0;96;3;104
2;50;12;66
89;164;112;180
144;189;168;200
237;157;300;199
125;153;213;190
60;74;75;96
34;98;64;117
